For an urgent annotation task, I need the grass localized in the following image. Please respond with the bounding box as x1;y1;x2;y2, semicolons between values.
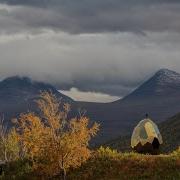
0;147;179;180
68;147;180;180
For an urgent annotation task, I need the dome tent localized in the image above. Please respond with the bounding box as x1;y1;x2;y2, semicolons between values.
131;118;163;154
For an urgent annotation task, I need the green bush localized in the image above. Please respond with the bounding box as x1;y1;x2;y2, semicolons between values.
0;159;33;179
171;147;180;157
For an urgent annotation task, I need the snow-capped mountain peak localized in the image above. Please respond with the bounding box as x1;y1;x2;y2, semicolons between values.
122;69;180;98
154;68;180;85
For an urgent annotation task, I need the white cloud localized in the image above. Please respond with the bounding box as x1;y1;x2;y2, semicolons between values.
60;88;120;103
0;30;180;96
0;2;180;97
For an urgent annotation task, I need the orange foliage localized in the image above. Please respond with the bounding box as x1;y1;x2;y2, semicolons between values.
14;91;99;177
0;117;19;162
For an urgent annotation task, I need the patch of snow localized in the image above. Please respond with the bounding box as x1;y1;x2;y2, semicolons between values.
155;69;180;85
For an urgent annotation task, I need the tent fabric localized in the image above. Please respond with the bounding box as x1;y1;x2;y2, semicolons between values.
131;118;163;148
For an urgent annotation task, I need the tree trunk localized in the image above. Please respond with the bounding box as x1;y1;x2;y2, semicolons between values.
63;168;66;180
4;146;7;162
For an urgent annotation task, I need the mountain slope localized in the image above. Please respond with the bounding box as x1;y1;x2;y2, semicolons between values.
1;69;180;145
121;69;180;99
77;69;180;144
160;113;180;152
0;76;74;125
104;113;180;153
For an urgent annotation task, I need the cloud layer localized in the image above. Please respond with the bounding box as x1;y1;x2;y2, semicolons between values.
0;1;180;99
1;1;180;34
1;30;180;96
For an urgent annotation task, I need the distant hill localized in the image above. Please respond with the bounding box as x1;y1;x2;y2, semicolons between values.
77;69;180;144
0;76;74;126
104;113;180;153
1;69;180;146
160;113;180;152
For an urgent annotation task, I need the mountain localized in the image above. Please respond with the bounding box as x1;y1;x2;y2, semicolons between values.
0;69;180;145
0;76;74;126
104;112;180;153
77;69;180;144
117;68;180;101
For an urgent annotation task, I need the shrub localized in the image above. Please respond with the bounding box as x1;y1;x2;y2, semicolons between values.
97;146;119;158
1;159;33;179
171;147;180;157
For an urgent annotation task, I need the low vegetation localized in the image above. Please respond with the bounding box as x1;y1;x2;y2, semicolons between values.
0;91;179;179
1;146;180;179
68;147;180;180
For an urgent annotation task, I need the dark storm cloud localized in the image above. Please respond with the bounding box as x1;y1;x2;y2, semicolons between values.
1;31;176;97
1;0;180;34
1;1;180;99
1;31;180;97
1;0;180;7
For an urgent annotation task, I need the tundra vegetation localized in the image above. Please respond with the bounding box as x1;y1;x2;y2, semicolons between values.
0;92;179;180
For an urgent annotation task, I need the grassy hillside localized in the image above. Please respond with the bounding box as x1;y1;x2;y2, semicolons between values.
160;113;180;152
104;113;180;153
68;147;180;180
2;147;180;180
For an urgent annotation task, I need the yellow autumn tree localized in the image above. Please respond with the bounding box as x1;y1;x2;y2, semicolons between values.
15;91;99;179
14;113;49;167
0;117;19;162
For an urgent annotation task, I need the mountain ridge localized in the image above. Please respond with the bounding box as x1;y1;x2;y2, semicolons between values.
0;76;74;101
116;68;180;102
0;69;180;145
77;68;180;144
0;76;74;126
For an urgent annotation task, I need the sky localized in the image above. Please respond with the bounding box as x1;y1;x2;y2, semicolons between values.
1;0;180;102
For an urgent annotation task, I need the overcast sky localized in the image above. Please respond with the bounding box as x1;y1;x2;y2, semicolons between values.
0;1;180;102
